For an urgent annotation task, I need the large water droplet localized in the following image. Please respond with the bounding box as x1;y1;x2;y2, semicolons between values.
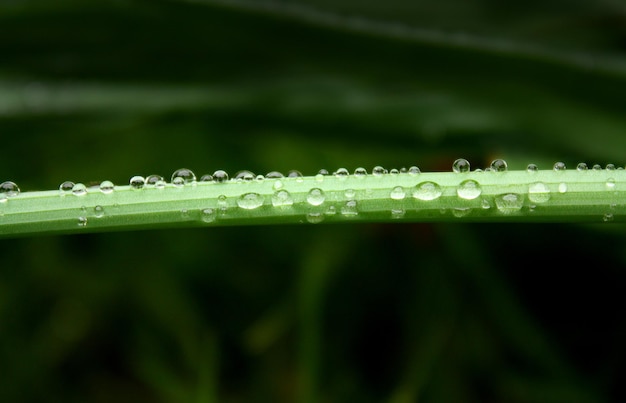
389;168;399;175
553;162;566;171
200;174;213;182
490;159;508;172
146;175;164;187
172;168;196;186
306;212;325;224
266;171;284;179
457;180;481;200
235;170;255;182
0;181;20;198
452;158;470;173
408;166;421;175
576;163;588;171
307;188;325;206
129;176;145;190
237;193;263;210
341;200;358;216
606;164;616;171
354;167;367;177
201;208;217;223
528;182;551;203
495;193;524;213
372;166;387;176
99;180;114;194
390;186;406;200
317;169;329;176
335;168;349;179
72;183;87;196
526;164;538;173
213;170;229;183
592;164;602;171
287;170;303;179
413;182;442;201
272;190;293;207
59;181;75;195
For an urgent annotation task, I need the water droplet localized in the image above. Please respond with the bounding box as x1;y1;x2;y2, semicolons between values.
526;164;538;172
129;176;145;190
317;169;329;176
607;164;616;171
94;205;104;218
200;174;213;182
171;168;196;186
456;180;481;200
237;193;263;210
372;166;387;176
217;195;228;210
180;209;190;219
495;193;524;213
272;190;293;207
0;181;20;198
592;164;602;171
391;208;405;219
77;216;88;227
201;208;216;223
390;186;406;200
99;180;114;194
389;168;399;175
528;182;551;203
307;188;325;206
255;175;265;182
452;207;471;218
72;183;87;196
558;183;568;193
490;159;508;172
335;168;349;179
606;178;616;189
306;212;325;224
603;213;614;222
287;170;303;178
553;162;566;171
576;163;588;171
481;199;491;209
235;170;255;182
146;175;164;186
213;170;229;182
326;205;336;215
354;167;367;177
314;173;325;182
59;181;75;195
341;200;358;216
266;171;284;179
452;158;470;173
408;166;421;175
272;180;284;190
413;182;442;201
344;189;356;199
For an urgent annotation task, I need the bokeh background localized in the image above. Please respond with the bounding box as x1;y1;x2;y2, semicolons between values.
1;0;626;401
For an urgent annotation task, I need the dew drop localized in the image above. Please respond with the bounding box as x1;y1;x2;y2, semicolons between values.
354;167;367;177
200;174;213;182
255;175;265;182
180;209;190;219
495;193;524;213
326;205;336;215
235;170;255;182
99;180;115;194
413;182;442;201
341;200;358;216
452;158;470;173
94;205;104;218
201;208;217;223
335;168;349;179
266;171;284;179
452;207;471;218
553;162;566;171
0;181;20;198
129;176;145;190
603;213;614;222
213;170;229;183
607;164;616;171
490;159;508;172
391;208;405;219
408;166;421;175
558;182;568;193
344;189;356;199
592;164;602;171
307;188;325;206
77;216;88;227
526;164;538;173
372;166;387;176
576;163;588;171
217;195;228;210
306;212;325;224
237;193;263;210
72;183;87;196
528;182;551;203
317;169;329;176
171;168;197;186
390;186;406;200
606;178;616;189
272;190;293;207
389;168;399;175
59;181;75;195
314;173;325;182
272;180;284;190
146;175;164;187
457;180;481;200
481;199;491;209
287;170;303;179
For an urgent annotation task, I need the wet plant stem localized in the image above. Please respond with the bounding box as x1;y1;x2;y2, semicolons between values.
1;168;624;237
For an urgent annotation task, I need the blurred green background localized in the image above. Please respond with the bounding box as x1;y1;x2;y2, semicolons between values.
1;0;626;401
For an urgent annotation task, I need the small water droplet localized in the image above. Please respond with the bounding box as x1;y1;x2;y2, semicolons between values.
200;174;213;182
592;164;602;171
99;180;115;194
235;170;255;182
0;181;20;199
408;166;420;175
606;178;616;189
389;168;399;175
607;164;616;171
180;209;190;219
558;182;568;193
457;180;481;200
266;171;284;179
217;195;228;210
72;183;87;196
146;175;164;187
603;213;614;222
481;199;491;209
77;216;88;227
201;208;216;223
272;179;284;190
59;181;75;195
317;169;329;176
314;174;325;182
528;182;551;203
129;176;145;190
526;164;538;172
354;167;367;177
413;182;442;201
272;190;293;207
390;186;406;200
255;175;265;182
452;207;471;218
452;158;470;173
213;170;229;182
334;168;349;179
341;200;358;216
576;163;588;171
495;193;524;213
237;193;263;210
287;170;303;179
306;212;325;224
490;159;508;172
307;188;325;206
94;205;104;218
553;162;566;171
391;208;405;219
372;166;387;176
172;168;197;186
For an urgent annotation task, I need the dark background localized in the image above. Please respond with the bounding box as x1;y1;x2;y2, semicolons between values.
1;0;626;401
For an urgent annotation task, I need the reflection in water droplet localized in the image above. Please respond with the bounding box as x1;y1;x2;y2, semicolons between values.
129;176;145;190
146;175;164;187
558;183;567;193
354;167;367;177
528;182;551;203
495;193;524;213
335;168;349;179
553;162;566;171
372;166;387;176
389;168;399;175
59;181;75;195
0;181;20;199
235;170;255;182
237;193;263;210
490;159;508;172
172;168;197;186
452;158;470;173
408;166;421;175
200;174;213;182
576;163;588;171
272;190;293;207
99;180;114;194
607;164;616;171
307;188;325;206
390;186;406;200
457;180;481;200
201;208;216;223
413;182;442;201
72;183;87;196
341;200;358;216
606;178;616;189
77;216;88;227
603;213;614;222
213;170;229;182
306;212;325;224
94;205;104;218
526;164;538;172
